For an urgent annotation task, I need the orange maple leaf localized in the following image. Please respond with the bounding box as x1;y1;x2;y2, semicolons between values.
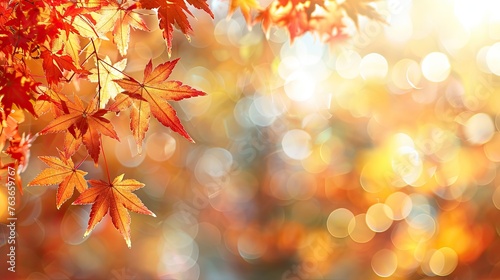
228;0;260;25
257;0;355;43
256;1;310;41
113;58;205;152
138;0;214;56
38;96;119;164
28;150;88;209
72;174;156;248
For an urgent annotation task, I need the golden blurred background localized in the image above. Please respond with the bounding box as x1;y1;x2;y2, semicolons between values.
3;0;500;279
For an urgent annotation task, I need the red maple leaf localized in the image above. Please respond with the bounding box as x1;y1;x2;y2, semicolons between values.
0;1;12;26
0;65;39;120
39;96;119;164
114;58;205;152
0;0;47;54
40;49;85;85
5;132;36;174
138;0;214;56
0;108;22;152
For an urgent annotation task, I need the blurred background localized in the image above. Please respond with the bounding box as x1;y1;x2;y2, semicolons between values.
3;0;500;279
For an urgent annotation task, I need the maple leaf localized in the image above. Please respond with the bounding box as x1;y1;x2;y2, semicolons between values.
305;0;327;19
5;132;36;174
63;131;83;160
39;96;119;164
228;0;260;24
88;56;127;108
106;93;133;113
128;99;150;153
72;13;105;39
94;2;149;56
0;1;46;54
309;0;349;42
257;2;310;41
341;0;386;27
0;108;27;195
72;174;156;248
284;9;310;41
0;2;12;26
256;7;273;39
40;49;82;85
33;86;71;118
0;108;23;152
0;65;39;119
256;0;352;42
277;0;307;7
43;1;101;41
114;58;205;152
53;32;81;65
28;151;88;209
138;0;214;56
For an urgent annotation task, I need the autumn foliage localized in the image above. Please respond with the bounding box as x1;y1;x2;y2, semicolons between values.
0;0;383;247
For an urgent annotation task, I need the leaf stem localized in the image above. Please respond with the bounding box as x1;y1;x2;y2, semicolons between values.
98;59;138;81
101;135;112;184
64;39;96;83
75;154;89;169
90;39;102;108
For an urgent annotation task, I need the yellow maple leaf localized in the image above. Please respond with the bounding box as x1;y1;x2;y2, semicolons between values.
94;2;149;56
88;56;127;108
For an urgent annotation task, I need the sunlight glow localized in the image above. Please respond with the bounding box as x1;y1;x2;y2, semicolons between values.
454;0;500;30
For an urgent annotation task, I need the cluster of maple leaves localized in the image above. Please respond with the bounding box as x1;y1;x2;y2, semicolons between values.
0;0;383;247
235;0;385;42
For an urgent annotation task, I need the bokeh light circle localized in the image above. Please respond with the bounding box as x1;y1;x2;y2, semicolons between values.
281;129;313;160
360;53;389;80
114;135;146;167
421;52;450;82
194;147;233;185
366;203;394;232
327;208;355;238
464;113;495;145
391;59;422;90
284;71;316;101
336;50;361;79
486;42;500;75
392;146;423;185
237;229;268;260
146;132;177;161
407;213;437;242
492;187;500;210
348;214;376;243
371;249;398;277
429;247;458;276
385;192;413;220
